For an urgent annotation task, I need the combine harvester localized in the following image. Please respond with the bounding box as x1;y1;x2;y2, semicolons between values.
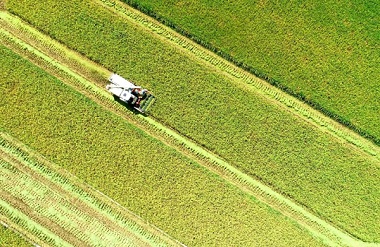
106;73;155;114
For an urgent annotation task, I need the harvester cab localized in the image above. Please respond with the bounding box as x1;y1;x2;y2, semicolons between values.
106;73;155;114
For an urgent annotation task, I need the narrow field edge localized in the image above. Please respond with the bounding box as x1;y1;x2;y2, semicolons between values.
0;132;185;247
0;14;377;246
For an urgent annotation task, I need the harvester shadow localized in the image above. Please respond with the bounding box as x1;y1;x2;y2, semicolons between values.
112;95;147;116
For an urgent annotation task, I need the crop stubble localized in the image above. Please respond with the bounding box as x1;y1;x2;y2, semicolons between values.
0;132;184;247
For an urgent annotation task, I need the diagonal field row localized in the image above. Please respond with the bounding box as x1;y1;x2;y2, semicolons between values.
0;132;184;247
0;11;377;247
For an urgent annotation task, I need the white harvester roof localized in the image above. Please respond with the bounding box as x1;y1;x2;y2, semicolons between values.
106;73;155;113
108;73;136;89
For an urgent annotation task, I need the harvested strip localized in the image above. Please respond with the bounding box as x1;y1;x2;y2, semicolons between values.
0;197;72;247
0;135;182;247
0;162;136;247
0;132;184;247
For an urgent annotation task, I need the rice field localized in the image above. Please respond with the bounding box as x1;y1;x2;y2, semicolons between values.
4;0;380;242
1;0;380;245
0;43;327;246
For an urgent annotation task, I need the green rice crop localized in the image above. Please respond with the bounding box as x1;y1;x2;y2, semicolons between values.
5;0;380;242
0;45;325;246
119;0;380;145
0;224;32;247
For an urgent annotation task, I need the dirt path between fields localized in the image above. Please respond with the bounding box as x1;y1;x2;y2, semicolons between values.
2;11;379;247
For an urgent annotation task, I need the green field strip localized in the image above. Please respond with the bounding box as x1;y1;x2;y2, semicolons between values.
0;16;373;247
0;132;184;247
116;0;380;146
95;0;380;160
0;222;33;247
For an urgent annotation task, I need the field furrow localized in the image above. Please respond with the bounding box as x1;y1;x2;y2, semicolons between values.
0;12;376;246
0;132;184;247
